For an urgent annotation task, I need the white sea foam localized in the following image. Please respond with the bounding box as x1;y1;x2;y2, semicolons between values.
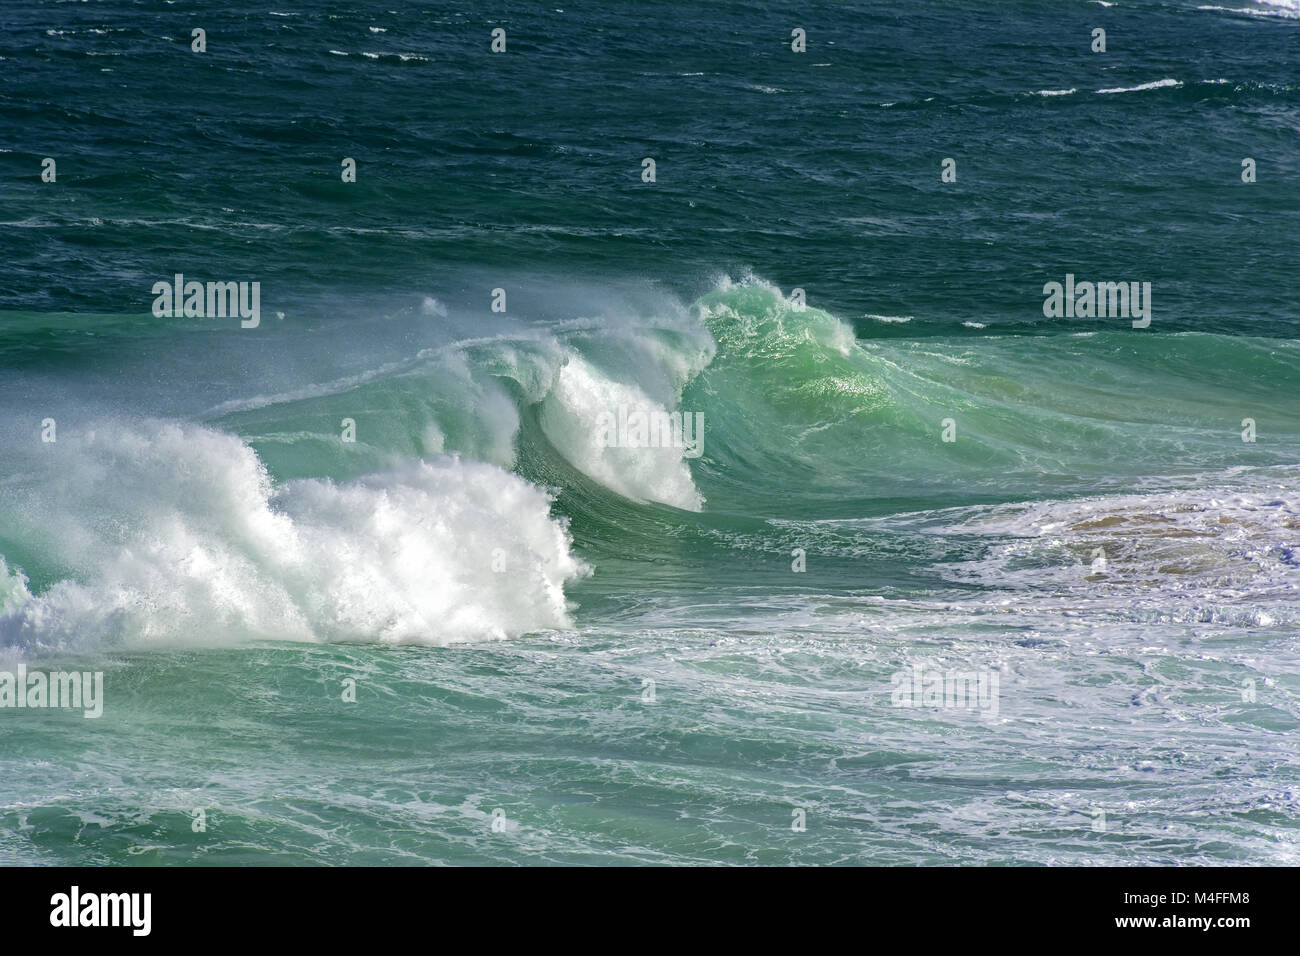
1097;78;1182;94
880;478;1300;615
539;354;705;511
1197;1;1300;18
0;423;587;650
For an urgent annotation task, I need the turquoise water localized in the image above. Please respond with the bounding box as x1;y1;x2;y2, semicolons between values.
1;0;1298;864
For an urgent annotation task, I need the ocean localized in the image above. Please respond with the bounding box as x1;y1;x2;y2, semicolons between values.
0;0;1297;865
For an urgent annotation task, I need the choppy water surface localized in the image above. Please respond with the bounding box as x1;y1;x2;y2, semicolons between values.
0;0;1297;864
